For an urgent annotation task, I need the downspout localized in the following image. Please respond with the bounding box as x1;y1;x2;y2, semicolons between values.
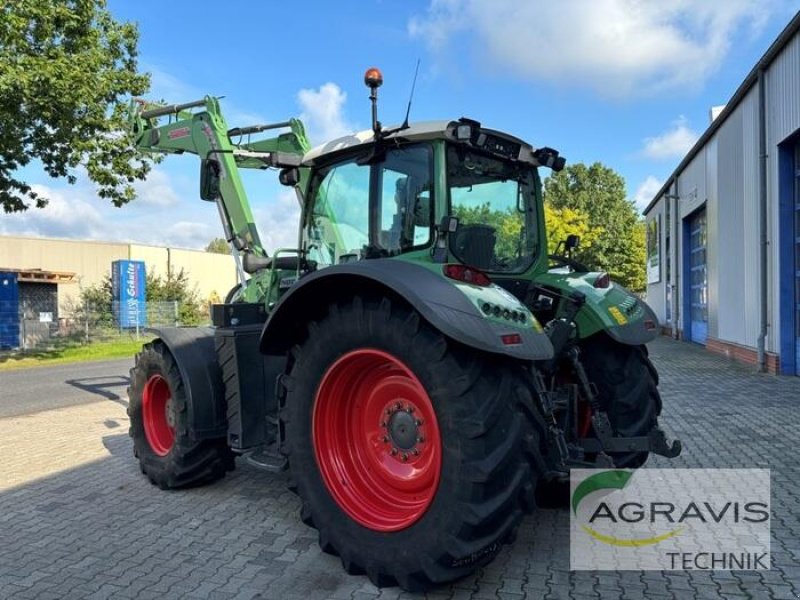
673;179;680;340
757;68;769;372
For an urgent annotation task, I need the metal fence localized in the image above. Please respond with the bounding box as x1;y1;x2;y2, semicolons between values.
1;300;208;351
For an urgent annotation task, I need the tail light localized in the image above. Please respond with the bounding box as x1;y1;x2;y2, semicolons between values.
594;272;610;288
500;333;522;345
443;264;491;287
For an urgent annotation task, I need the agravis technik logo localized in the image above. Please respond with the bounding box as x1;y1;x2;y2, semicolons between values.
570;469;770;571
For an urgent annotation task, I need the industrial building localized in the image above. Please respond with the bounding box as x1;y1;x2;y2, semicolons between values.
644;12;800;375
0;235;237;349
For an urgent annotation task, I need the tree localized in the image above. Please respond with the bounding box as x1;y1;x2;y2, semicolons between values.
452;201;604;270
78;268;205;326
543;204;602;255
145;269;205;325
205;238;229;254
0;0;152;212
544;162;646;292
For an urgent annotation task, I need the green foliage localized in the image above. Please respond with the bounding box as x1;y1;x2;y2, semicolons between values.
0;0;152;212
544;162;646;292
543;204;602;255
205;238;229;254
146;269;205;326
78;268;205;325
452;202;522;259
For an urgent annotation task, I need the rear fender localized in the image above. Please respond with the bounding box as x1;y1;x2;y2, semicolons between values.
259;259;554;361
531;272;659;345
146;327;227;440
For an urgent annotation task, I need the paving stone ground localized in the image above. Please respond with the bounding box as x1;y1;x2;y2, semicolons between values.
0;337;798;599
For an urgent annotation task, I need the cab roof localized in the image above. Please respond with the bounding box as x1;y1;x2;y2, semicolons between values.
302;120;452;165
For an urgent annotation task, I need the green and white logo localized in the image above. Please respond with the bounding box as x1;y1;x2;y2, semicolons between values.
572;470;683;547
570;469;770;571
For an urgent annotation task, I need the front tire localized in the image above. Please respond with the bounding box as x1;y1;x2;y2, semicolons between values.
282;297;536;591
128;340;234;489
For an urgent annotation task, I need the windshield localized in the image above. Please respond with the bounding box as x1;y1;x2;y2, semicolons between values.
447;145;538;273
304;144;434;268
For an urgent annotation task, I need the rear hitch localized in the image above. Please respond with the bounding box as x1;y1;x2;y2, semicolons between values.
577;427;682;459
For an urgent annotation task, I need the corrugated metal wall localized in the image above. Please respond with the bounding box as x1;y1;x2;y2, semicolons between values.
645;199;667;321
714;89;762;348
768;33;800;355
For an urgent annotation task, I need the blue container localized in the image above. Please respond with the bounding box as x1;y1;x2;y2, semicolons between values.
0;272;20;349
112;260;147;328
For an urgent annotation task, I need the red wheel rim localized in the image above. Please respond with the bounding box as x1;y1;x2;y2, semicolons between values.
142;374;175;456
312;349;442;532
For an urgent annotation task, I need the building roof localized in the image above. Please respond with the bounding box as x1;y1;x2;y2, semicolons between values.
643;10;800;216
0;268;76;284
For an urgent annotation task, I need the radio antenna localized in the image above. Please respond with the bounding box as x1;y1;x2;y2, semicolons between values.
401;59;421;129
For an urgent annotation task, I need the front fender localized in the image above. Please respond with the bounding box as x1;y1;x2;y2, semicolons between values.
145;327;227;440
532;272;659;345
259;259;554;361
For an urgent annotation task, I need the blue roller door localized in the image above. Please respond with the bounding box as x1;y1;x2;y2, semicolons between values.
0;272;20;349
795;144;800;374
688;210;708;345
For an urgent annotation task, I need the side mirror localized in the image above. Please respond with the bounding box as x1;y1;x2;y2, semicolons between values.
439;215;459;233
200;159;221;201
565;234;580;251
279;167;300;186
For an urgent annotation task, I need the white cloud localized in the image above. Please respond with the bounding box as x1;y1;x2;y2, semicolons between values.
164;221;214;248
298;83;354;145
641;116;700;160
0;174;219;250
132;168;181;208
409;0;775;97
0;184;104;240
253;189;302;252
633;176;664;213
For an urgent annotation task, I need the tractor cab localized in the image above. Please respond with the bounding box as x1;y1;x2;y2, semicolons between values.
298;118;563;280
294;67;565;281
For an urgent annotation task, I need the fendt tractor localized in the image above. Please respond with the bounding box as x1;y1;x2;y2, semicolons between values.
126;68;681;591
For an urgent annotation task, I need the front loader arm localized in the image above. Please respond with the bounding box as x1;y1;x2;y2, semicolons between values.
129;96;309;259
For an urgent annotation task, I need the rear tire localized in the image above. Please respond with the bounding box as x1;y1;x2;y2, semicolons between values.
580;336;662;468
128;340;234;489
282;297;538;591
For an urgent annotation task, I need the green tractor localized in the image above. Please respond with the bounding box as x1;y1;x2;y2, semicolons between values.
126;68;680;591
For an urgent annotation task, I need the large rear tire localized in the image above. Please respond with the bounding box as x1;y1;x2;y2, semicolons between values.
128;340;234;489
579;336;662;468
282;297;539;591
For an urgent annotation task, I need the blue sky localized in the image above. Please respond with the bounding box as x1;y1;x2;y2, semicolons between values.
3;0;798;250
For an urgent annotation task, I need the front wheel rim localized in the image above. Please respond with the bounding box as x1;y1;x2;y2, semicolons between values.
142;374;175;456
312;349;442;532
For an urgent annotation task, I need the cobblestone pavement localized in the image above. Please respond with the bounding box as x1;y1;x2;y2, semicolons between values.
0;338;798;599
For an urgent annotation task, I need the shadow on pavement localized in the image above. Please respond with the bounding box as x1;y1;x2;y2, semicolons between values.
65;375;130;407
